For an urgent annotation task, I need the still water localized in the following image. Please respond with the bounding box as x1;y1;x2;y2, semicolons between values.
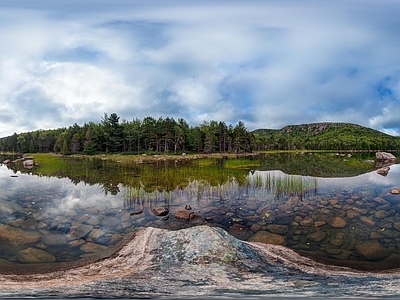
0;153;399;270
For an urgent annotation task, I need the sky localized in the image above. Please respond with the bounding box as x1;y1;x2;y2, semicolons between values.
1;0;400;137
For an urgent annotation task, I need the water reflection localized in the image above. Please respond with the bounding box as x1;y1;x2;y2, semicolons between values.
0;155;400;270
0;165;126;264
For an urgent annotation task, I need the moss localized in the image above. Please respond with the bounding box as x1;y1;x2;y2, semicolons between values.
221;251;236;262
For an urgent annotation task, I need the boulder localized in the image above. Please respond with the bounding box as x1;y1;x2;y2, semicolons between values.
88;229;106;240
267;224;288;234
80;242;108;253
0;225;400;297
157;226;266;267
393;221;400;232
21;219;38;230
0;224;41;248
359;216;376;227
299;217;314;227
68;224;94;239
174;210;191;220
376;152;397;163
314;221;327;228
374;210;391;219
355;241;391;261
330;232;345;247
41;232;68;246
327;216;347;228
377;167;390;176
17;247;56;263
248;230;287;246
100;216;119;229
109;233;123;245
151;207;169;216
228;223;253;240
130;210;143;216
306;231;327;242
68;239;85;248
22;159;35;169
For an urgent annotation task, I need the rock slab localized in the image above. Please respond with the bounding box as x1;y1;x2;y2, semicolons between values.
0;226;400;298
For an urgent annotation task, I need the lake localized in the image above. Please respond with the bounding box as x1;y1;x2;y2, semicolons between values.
0;152;399;271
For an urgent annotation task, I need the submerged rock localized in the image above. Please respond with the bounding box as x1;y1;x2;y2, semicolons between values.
355;241;391;261
0;224;41;248
68;224;94;239
41;232;68;246
0;202;23;217
174;210;191;220
80;242;108;253
306;230;327;242
247;230;287;245
360;216;376;227
151;207;169;216
17;247;56;263
327;216;347;228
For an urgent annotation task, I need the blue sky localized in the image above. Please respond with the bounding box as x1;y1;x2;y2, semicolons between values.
1;0;400;137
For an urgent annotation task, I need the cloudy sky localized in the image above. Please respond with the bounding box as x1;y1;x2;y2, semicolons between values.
1;0;400;137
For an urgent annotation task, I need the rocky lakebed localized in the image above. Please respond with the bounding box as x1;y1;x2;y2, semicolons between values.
1;153;400;298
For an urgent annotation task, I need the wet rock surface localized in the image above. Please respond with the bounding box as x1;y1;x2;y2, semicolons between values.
1;225;400;298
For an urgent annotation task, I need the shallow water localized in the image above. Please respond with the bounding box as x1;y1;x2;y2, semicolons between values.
0;154;400;270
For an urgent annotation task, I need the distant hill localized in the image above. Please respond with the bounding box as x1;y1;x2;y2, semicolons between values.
1;119;399;154
252;122;400;151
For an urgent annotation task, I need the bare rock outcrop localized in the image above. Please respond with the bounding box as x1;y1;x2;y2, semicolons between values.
0;226;400;298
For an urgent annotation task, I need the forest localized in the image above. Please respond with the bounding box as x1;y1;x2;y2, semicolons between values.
0;113;254;155
1;114;400;155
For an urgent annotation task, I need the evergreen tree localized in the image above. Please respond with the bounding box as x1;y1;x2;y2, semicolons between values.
62;137;69;155
102;113;123;152
233;121;248;153
29;139;36;153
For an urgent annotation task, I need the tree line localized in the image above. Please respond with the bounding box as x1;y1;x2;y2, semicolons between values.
0;113;255;155
1;116;400;155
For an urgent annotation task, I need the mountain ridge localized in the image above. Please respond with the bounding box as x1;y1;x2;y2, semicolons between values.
252;122;394;137
251;122;400;151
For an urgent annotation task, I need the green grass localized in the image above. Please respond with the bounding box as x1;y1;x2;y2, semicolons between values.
17;151;369;199
124;171;318;208
225;158;260;169
244;171;318;200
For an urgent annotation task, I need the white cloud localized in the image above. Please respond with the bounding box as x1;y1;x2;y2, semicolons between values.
1;0;400;137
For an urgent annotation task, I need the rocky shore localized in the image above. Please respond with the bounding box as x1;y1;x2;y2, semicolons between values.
1;225;400;298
